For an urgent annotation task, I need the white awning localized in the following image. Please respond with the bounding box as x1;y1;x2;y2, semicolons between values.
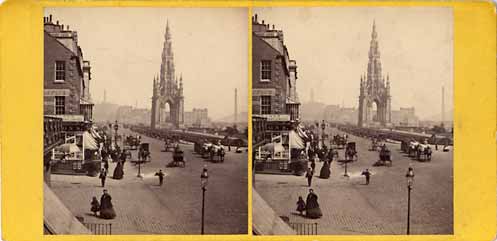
83;131;98;150
289;130;305;149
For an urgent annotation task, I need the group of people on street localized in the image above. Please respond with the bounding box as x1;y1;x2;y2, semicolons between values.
296;189;322;219
99;139;128;187
90;189;116;219
304;143;337;186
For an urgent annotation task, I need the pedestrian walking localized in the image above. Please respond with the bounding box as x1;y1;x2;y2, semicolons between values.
99;189;116;219
361;168;371;185
296;196;306;216
155;169;165;186
305;168;314;187
305;189;322;219
113;161;124;179
90;196;100;216
310;160;316;172
99;168;107;187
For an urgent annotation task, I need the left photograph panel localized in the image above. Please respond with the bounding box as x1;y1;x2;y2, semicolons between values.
43;7;248;235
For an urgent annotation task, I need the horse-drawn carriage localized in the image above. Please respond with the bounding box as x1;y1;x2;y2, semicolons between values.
137;143;151;162
416;144;432;161
167;146;185;167
344;142;358;162
124;135;140;150
332;135;347;149
373;145;392;166
209;145;226;163
406;141;432;161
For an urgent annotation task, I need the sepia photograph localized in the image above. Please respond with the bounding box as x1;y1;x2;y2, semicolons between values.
42;7;248;235
251;7;454;235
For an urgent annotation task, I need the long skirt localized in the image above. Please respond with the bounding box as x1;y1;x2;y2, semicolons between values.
306;207;323;219
100;207;116;219
319;162;331;179
113;164;124;179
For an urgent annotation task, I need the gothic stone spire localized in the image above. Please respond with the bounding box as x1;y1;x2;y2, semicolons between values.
160;19;175;95
367;20;383;93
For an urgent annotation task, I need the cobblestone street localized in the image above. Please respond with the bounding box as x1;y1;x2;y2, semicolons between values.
255;128;453;235
50;128;248;234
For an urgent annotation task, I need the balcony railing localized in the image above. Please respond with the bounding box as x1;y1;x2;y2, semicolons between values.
289;222;318;235
83;223;112;235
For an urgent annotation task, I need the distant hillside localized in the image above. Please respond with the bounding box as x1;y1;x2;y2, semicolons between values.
300;101;327;121
215;111;248;123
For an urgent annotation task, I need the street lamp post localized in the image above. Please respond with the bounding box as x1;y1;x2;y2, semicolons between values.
343;160;349;177
137;157;143;178
113;120;119;146
406;167;415;235
321;120;326;148
200;167;209;235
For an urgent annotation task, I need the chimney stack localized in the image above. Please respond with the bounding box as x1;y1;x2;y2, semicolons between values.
56;20;59;25
262;20;264;25
49;14;52;23
255;14;258;23
67;25;70;30
272;24;275;29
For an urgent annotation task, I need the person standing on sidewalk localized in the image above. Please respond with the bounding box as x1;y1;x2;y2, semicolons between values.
99;168;107;187
361;168;371;185
305;167;314;187
155;169;165;186
99;189;116;219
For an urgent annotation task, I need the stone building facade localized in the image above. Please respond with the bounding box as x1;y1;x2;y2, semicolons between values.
44;15;93;122
252;14;299;121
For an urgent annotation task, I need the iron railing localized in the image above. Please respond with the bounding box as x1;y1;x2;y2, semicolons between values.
289;222;318;235
83;223;112;235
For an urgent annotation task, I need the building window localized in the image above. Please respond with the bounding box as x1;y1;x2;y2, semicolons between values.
261;60;271;81
261;96;271;114
55;96;65;115
55;61;65;82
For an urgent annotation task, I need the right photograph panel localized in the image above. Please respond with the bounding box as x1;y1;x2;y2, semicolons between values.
251;7;453;235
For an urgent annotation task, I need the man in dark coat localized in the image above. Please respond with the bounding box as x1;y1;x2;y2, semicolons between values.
155;169;165;186
305;168;314;187
99;168;107;187
99;189;116;219
361;168;371;185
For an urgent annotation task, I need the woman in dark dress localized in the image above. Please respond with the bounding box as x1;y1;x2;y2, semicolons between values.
319;160;331;179
99;189;116;219
305;189;322;219
113;161;124;179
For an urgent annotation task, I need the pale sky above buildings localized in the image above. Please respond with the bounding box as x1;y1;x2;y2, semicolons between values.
45;8;248;120
254;7;453;120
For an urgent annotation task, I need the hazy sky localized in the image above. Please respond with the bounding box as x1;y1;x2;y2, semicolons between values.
254;7;453;120
45;8;248;120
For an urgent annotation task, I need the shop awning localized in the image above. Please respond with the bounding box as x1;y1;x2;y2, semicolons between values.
55;143;81;153
261;142;285;154
296;125;308;139
90;127;102;140
289;130;305;149
83;131;99;150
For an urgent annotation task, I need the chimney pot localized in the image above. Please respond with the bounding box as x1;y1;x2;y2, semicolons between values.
56;20;59;25
272;24;275;29
67;25;69;30
255;14;258;22
61;24;64;30
262;20;264;24
49;14;52;22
